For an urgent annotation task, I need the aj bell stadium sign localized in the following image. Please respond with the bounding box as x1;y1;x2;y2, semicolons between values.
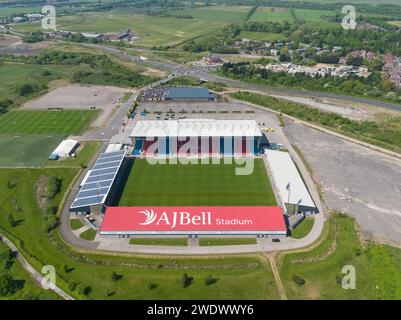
100;206;287;236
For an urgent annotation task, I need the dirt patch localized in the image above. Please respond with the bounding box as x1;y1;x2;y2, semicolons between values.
0;40;54;56
141;67;167;78
35;175;49;210
0;34;21;48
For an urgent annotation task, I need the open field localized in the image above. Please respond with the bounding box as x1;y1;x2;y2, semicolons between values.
0;6;41;18
0;62;88;106
236;31;284;42
248;6;335;26
0;167;279;299
0;134;62;167
279;213;401;299
0;110;98;135
118;158;277;206
12;7;249;47
23;85;127;110
0;241;60;300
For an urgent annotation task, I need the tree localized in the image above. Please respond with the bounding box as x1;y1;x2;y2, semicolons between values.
204;275;218;286
292;274;306;286
7;212;17;227
180;273;193;288
0;274;14;296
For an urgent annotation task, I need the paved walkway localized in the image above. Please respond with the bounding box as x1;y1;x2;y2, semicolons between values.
0;233;74;300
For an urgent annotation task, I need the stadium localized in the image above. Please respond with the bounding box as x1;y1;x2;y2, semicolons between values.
69;118;318;239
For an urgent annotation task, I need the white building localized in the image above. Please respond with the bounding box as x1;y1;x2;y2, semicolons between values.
49;139;79;159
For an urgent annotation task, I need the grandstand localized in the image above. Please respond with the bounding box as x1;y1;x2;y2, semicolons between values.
129;119;262;157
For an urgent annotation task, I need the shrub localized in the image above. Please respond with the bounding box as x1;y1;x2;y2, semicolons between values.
292;274;306;286
204;275;218;286
180;273;193;288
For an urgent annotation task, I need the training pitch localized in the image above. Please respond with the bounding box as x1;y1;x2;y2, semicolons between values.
0;110;98;135
118;158;277;206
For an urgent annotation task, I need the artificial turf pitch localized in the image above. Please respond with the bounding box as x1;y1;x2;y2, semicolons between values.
118;158;277;206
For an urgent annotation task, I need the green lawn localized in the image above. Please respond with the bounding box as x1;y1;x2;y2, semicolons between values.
0;134;62;167
69;219;84;231
0;168;279;299
291;217;314;239
199;238;257;246
249;7;294;23
0;241;60;300
279;213;401;299
79;228;97;241
119;158;276;206
129;238;188;246
0;110;97;135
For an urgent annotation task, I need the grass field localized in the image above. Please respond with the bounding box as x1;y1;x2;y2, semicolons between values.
70;219;84;231
79;228;97;241
278;213;401;299
0;110;97;135
13;7;249;47
0;134;62;167
129;238;188;246
0;168;280;299
118;158;277;206
0;62;88;106
199;238;257;246
0;6;41;18
0;241;60;300
290;217;314;239
248;6;335;25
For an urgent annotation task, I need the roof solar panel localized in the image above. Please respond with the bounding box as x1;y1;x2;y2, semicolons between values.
89;167;119;177
96;155;124;164
80;180;113;191
76;187;110;199
70;150;125;210
92;162;120;171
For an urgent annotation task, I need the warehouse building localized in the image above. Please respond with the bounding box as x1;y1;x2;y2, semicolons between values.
164;87;216;101
49;139;79;160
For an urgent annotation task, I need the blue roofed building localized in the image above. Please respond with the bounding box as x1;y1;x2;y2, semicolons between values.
164;87;216;101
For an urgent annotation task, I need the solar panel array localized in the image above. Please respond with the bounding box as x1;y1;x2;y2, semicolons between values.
70;150;125;210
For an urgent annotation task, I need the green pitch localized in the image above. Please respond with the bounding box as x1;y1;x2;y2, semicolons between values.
0;134;62;167
0;110;97;135
119;158;277;206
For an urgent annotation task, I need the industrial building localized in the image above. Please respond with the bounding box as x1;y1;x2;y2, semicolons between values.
130;119;262;156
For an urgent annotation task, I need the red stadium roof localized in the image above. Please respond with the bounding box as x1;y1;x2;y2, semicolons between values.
100;206;287;236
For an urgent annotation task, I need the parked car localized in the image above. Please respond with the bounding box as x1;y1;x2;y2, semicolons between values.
272;238;281;243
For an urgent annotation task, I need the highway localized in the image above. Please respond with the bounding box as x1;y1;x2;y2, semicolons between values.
88;43;401;112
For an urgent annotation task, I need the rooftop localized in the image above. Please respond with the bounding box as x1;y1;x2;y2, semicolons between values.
130;119;262;138
165;87;215;100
